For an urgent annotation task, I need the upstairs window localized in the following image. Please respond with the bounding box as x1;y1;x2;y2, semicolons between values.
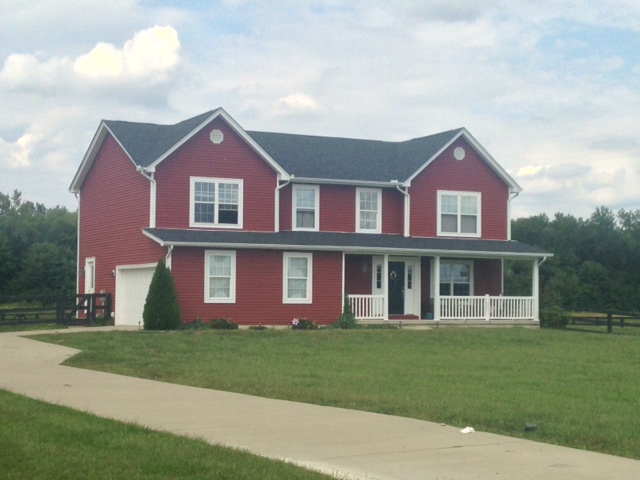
190;177;243;228
356;188;381;233
437;191;481;237
292;185;319;231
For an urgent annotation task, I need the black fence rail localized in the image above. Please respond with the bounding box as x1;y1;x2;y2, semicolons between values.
0;293;112;326
569;311;640;334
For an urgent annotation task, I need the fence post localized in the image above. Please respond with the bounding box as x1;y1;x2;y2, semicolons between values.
607;311;613;334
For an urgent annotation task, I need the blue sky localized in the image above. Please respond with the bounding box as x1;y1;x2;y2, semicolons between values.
1;0;639;219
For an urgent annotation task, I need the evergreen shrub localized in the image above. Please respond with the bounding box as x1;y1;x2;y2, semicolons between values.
541;306;570;329
143;258;181;330
333;295;358;329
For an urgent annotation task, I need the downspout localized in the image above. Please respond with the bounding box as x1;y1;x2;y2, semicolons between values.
136;166;156;228
507;190;519;240
394;181;410;237
166;245;174;270
274;175;291;232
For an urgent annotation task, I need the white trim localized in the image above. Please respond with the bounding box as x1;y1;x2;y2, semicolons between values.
84;257;96;294
437;191;482;238
283;252;313;304
204;250;237;303
356;187;382;234
292;184;320;231
189;177;244;229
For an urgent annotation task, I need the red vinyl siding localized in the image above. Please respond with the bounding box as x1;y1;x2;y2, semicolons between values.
171;248;343;325
474;259;503;295
155;118;277;232
409;138;509;240
79;134;165;310
344;255;372;295
382;189;404;235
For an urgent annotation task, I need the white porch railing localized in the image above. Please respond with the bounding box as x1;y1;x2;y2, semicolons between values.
440;295;535;321
349;295;385;320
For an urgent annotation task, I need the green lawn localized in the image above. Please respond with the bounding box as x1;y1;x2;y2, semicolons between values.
0;389;335;480
37;328;640;459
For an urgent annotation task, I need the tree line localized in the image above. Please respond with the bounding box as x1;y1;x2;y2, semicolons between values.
2;189;640;312
0;190;76;296
508;207;640;312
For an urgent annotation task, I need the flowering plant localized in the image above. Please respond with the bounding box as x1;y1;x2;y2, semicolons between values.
291;317;318;330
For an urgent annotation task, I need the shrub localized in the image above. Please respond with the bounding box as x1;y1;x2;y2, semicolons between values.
333;295;358;329
182;317;208;330
210;318;238;330
541;306;570;329
248;325;268;330
291;317;318;330
143;258;181;330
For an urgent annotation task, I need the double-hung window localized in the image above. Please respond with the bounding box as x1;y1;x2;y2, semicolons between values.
439;261;472;296
292;185;319;231
205;250;236;303
437;191;481;237
191;177;243;228
283;252;313;303
356;188;381;233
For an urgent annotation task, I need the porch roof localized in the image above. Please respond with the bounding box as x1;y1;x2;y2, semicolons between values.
143;228;551;259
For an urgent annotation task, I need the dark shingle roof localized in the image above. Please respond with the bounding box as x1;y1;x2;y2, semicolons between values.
144;228;550;258
247;129;462;182
104;110;215;167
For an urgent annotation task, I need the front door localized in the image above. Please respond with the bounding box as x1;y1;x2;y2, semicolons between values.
388;261;405;315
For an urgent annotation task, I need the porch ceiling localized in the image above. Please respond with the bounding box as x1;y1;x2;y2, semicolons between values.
144;228;551;259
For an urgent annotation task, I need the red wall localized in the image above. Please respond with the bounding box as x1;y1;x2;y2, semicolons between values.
79;134;165;308
409;138;509;240
279;184;404;235
474;259;503;295
344;255;372;295
171;247;343;325
155;118;278;231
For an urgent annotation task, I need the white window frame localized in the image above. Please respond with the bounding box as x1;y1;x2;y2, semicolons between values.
437;191;481;237
190;177;243;229
356;187;382;233
439;260;474;296
283;252;313;304
292;184;319;231
204;250;236;303
84;257;96;294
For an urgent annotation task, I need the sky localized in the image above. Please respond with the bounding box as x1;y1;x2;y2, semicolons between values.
1;0;639;219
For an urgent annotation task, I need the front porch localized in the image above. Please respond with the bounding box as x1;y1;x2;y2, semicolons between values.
344;253;543;324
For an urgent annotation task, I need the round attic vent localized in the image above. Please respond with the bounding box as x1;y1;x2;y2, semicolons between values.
453;147;466;161
210;129;224;144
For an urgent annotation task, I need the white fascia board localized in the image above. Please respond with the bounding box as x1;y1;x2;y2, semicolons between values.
141;230;550;259
145;107;290;179
404;128;522;193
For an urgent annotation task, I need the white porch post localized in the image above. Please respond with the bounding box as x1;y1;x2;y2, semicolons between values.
433;256;441;321
383;254;389;320
532;258;540;321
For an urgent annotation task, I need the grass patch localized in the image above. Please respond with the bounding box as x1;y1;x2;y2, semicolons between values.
37;328;640;459
0;323;65;333
0;389;335;480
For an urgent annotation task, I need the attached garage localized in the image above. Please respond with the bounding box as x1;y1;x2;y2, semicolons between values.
115;265;155;326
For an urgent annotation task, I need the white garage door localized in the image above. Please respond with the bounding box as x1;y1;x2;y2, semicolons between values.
115;265;156;326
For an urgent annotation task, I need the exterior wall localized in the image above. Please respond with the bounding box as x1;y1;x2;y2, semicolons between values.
171;247;343;325
279;184;404;234
473;259;503;296
155;117;278;231
344;255;372;295
78;134;165;310
408;138;509;240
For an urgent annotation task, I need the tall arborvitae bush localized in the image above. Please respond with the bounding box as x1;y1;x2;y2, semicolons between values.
334;295;357;329
143;258;181;330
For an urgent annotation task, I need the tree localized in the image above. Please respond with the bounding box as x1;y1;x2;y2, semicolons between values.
143;258;181;330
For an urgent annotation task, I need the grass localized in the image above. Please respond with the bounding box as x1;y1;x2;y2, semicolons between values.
36;328;640;459
0;322;65;333
0;389;335;480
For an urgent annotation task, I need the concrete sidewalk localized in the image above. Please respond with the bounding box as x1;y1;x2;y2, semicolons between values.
1;328;639;480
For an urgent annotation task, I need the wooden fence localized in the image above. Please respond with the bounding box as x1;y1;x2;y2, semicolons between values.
0;293;112;326
569;311;640;334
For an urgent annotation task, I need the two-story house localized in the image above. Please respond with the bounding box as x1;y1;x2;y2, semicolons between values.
70;108;550;327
